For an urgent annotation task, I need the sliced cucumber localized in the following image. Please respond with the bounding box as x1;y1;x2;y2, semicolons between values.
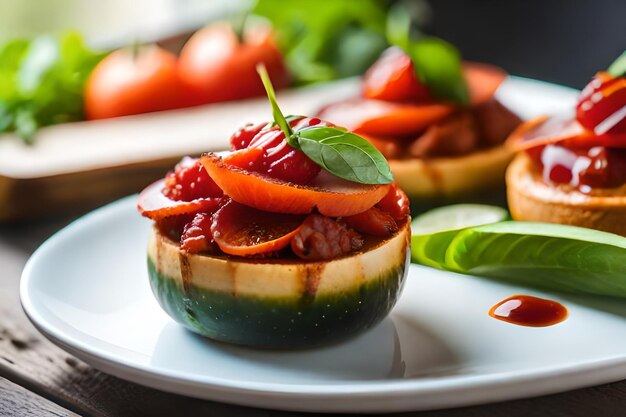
411;204;508;267
445;221;626;297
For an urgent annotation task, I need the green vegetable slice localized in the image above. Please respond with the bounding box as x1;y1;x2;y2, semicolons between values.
411;204;508;268
446;221;626;297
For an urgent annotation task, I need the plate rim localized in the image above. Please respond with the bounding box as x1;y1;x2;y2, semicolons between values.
21;77;626;413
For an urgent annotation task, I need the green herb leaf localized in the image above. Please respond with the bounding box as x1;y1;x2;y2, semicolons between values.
405;37;469;106
253;0;388;85
294;126;393;184
0;32;105;143
257;64;294;141
608;50;626;78
386;4;411;51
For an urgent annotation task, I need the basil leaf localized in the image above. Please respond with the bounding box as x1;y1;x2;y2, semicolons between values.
608;50;626;78
295;126;393;184
405;37;469;106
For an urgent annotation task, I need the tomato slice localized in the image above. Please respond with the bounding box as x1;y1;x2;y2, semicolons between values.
211;199;305;256
507;115;626;151
222;147;265;169
137;179;221;220
317;98;454;137
201;153;390;217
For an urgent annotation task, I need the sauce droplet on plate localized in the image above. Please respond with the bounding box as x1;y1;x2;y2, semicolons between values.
489;295;568;327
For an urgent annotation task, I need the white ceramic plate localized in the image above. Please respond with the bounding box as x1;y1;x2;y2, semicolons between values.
21;79;626;413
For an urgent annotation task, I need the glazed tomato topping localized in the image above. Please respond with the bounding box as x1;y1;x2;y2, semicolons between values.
245;116;327;184
528;144;626;190
291;214;364;260
576;72;626;136
226;116;330;184
180;212;216;253
230;123;267;150
163;157;222;201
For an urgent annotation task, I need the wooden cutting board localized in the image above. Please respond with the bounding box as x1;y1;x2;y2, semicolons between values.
0;79;358;222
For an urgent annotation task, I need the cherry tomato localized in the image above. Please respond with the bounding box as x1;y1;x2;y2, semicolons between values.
178;23;290;104
227;116;329;184
576;72;626;135
85;45;190;119
363;46;430;102
163;157;222;201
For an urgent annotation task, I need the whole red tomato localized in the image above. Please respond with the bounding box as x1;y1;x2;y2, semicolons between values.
85;45;191;119
178;23;290;104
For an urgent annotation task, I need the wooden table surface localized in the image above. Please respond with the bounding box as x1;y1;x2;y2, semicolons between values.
2;215;626;417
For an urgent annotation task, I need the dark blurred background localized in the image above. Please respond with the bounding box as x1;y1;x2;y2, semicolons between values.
426;0;626;88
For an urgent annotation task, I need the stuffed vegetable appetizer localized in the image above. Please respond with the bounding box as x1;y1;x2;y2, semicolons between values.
137;67;411;348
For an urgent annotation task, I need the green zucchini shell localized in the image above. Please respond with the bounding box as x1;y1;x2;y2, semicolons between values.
147;220;410;348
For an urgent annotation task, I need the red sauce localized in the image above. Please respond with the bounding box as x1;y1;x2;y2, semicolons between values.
527;144;626;191
489;295;568;327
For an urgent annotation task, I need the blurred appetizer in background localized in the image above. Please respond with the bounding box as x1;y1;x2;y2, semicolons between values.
318;10;522;202
507;52;626;236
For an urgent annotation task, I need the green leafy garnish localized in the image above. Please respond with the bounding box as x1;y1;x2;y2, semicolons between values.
386;4;469;106
257;64;392;185
0;32;105;143
253;0;388;85
406;38;469;106
296;126;393;184
257;64;293;138
607;50;626;78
